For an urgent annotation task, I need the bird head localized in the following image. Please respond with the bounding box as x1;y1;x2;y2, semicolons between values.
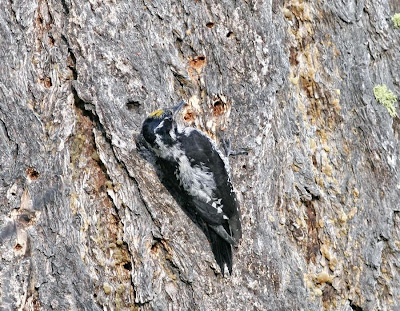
141;101;186;147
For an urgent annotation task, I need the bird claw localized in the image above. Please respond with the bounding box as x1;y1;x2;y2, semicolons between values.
221;138;251;157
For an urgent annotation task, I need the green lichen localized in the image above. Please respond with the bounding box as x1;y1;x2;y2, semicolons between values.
373;84;398;117
392;13;400;28
103;282;112;295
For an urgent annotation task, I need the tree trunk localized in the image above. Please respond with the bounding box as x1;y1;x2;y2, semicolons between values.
1;0;399;310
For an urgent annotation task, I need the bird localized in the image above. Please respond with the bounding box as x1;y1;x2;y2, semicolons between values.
140;101;242;275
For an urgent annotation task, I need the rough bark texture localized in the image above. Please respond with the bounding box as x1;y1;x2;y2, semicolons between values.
1;0;400;310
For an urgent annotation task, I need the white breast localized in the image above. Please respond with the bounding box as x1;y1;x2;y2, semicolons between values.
175;152;217;203
154;133;217;203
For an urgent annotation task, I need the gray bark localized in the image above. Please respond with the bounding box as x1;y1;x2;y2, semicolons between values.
1;0;400;310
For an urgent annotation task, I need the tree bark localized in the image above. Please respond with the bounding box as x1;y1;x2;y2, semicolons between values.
1;0;399;310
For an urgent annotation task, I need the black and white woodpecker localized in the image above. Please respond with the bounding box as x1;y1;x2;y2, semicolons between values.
141;101;242;275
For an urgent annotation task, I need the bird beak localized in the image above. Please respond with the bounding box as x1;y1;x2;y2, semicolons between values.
172;100;186;118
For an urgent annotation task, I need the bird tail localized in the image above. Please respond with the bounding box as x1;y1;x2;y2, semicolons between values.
208;228;233;275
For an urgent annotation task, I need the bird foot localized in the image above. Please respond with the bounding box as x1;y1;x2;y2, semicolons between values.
221;138;251;157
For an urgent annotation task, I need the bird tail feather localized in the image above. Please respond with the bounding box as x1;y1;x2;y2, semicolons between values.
208;228;233;275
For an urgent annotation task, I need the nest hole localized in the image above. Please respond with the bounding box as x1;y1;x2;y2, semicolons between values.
212;100;226;116
189;55;207;71
43;77;52;88
19;214;32;223
48;35;55;46
183;111;195;122
126;101;141;111
26;168;40;180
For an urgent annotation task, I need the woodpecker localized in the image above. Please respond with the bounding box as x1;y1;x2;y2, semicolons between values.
141;101;242;275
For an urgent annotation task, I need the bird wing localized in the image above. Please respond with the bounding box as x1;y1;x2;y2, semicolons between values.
178;130;242;243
